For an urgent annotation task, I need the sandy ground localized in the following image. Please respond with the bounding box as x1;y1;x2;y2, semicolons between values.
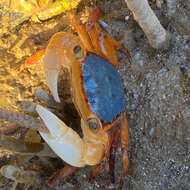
0;0;190;190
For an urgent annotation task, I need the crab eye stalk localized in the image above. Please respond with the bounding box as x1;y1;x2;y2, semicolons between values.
73;45;84;60
73;45;81;53
87;118;100;131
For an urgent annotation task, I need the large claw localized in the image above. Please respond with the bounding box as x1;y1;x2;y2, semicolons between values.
36;105;85;167
36;105;106;167
43;49;62;102
43;32;77;103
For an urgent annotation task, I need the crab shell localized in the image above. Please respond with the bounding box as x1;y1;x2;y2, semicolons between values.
43;28;126;132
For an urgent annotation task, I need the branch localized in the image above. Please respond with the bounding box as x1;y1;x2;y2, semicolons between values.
35;89;64;110
0;135;57;157
125;0;170;49
0;109;48;133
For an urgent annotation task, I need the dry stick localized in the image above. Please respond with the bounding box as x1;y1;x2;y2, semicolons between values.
35;89;64;110
125;0;170;49
0;109;48;133
0;135;57;157
0;109;57;157
0;123;20;135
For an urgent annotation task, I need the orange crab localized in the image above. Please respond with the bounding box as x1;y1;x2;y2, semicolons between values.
29;7;130;189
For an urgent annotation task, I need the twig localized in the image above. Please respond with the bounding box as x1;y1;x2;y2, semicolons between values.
0;135;57;157
0;108;48;133
0;123;20;135
35;89;64;110
20;101;37;113
125;0;170;49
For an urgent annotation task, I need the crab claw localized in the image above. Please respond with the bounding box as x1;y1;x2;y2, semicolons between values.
36;105;106;167
43;32;77;103
36;105;85;167
43;48;62;103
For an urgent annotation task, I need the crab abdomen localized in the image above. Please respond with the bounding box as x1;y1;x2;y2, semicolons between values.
82;53;126;124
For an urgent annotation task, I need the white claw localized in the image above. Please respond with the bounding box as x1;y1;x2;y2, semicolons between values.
36;105;85;167
43;49;61;102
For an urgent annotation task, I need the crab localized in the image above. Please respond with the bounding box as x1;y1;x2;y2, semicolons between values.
31;7;130;189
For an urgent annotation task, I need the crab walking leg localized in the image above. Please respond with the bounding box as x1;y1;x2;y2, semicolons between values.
70;14;95;53
47;165;77;187
89;132;113;182
88;7;102;23
36;105;106;167
109;126;120;184
89;158;107;182
84;9;131;67
119;116;129;189
106;35;131;63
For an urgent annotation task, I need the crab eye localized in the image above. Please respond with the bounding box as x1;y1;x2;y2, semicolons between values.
73;45;81;53
87;118;99;131
73;45;84;60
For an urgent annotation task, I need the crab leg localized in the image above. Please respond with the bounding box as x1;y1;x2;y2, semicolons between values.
36;105;106;167
70;14;94;52
89;132;113;182
47;165;76;187
109;126;120;183
119;116;129;189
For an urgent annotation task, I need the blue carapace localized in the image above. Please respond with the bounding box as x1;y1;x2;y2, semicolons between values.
82;54;126;124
